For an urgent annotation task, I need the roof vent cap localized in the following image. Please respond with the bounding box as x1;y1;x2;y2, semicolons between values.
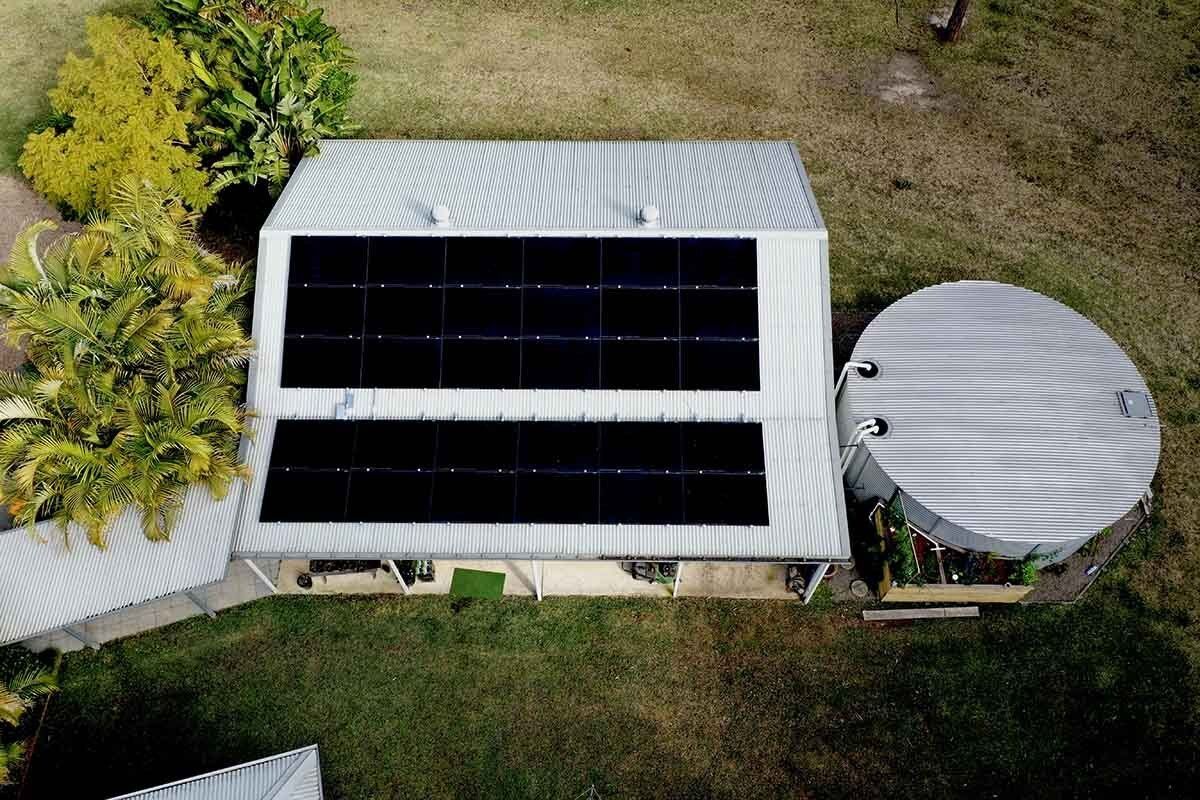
431;204;452;226
638;204;660;227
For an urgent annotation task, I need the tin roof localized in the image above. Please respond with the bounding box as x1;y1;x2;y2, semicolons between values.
842;281;1160;549
263;140;825;234
238;141;849;562
0;485;242;646
107;745;322;800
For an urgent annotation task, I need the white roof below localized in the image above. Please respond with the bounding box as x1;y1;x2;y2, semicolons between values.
107;745;322;800
843;281;1160;548
0;485;242;645
263;140;824;234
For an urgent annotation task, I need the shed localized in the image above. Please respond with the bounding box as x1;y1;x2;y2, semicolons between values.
106;745;323;800
838;281;1160;561
234;140;851;566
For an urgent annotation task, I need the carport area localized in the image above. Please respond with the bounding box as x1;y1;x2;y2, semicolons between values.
275;559;801;600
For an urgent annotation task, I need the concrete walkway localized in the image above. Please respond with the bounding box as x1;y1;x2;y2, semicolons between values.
21;559;281;653
278;559;801;600
22;559;812;653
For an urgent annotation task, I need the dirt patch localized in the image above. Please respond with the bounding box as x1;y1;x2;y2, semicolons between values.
1024;501;1151;603
0;175;79;371
866;52;954;110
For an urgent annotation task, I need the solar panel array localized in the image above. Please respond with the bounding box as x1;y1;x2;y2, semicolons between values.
260;421;769;526
281;236;759;390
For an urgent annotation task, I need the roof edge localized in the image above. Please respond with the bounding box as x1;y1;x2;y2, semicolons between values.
106;745;320;800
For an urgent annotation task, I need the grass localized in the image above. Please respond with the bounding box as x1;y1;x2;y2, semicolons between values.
24;594;1200;799
2;0;1199;797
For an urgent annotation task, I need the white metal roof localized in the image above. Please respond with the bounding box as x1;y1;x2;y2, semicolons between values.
262;140;824;234
0;484;242;646
107;745;322;800
237;141;849;562
842;281;1160;548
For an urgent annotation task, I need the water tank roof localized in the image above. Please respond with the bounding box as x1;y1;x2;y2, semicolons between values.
844;281;1160;550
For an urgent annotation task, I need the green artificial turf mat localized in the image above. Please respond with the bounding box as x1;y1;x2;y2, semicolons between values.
449;568;506;599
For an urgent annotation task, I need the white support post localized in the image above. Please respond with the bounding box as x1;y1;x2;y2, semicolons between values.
243;558;279;594
531;559;543;601
802;563;830;605
672;562;684;598
386;559;413;595
185;590;217;619
62;625;100;651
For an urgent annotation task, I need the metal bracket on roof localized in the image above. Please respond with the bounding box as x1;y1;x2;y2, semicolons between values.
335;390;354;420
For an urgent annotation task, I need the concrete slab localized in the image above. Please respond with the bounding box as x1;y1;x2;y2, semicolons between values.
18;558;283;654
278;559;803;600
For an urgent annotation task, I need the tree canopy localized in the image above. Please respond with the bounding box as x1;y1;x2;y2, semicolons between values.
0;179;252;546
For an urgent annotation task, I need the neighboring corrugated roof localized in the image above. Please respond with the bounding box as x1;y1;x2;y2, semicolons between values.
843;281;1160;549
107;745;322;800
0;484;242;646
262;140;824;233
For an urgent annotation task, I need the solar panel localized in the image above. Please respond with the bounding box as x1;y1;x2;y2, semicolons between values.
289;236;367;285
680;238;756;287
524;238;601;286
281;236;759;390
260;421;769;526
367;236;444;285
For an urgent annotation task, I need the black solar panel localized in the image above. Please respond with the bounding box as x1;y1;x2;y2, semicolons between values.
260;420;768;526
281;236;759;390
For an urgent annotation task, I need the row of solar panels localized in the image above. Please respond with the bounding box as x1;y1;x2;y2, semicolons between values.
282;336;759;389
281;236;762;390
260;421;769;525
289;236;758;288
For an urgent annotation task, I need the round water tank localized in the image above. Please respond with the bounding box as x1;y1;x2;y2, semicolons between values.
840;281;1159;561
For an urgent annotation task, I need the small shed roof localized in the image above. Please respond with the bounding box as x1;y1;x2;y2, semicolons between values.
107;745;322;800
0;485;242;646
263;139;825;234
843;281;1160;548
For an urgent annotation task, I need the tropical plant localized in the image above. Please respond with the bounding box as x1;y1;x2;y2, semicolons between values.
0;179;252;547
1017;555;1042;586
19;16;213;217
155;0;359;194
0;664;57;786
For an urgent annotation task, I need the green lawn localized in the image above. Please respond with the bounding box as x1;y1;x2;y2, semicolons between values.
3;0;1200;798
27;592;1200;799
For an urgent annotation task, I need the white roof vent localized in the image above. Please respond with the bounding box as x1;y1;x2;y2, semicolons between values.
638;204;660;227
431;204;452;226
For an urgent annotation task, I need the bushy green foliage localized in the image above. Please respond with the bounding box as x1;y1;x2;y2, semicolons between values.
0;659;57;785
1017;555;1041;586
18;16;213;218
0;179;252;547
156;0;359;194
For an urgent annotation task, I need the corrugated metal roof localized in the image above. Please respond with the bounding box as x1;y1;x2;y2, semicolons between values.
107;745;322;800
233;417;847;561
0;484;242;646
238;143;849;562
842;281;1160;550
262;140;824;233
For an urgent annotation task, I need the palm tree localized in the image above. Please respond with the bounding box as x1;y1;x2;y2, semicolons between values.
0;665;57;785
0;178;253;546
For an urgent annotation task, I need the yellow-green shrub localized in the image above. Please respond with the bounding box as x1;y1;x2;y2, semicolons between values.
19;15;213;217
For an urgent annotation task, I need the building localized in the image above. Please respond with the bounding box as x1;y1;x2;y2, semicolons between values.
838;280;1160;563
106;745;323;800
237;139;850;591
0;140;851;649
